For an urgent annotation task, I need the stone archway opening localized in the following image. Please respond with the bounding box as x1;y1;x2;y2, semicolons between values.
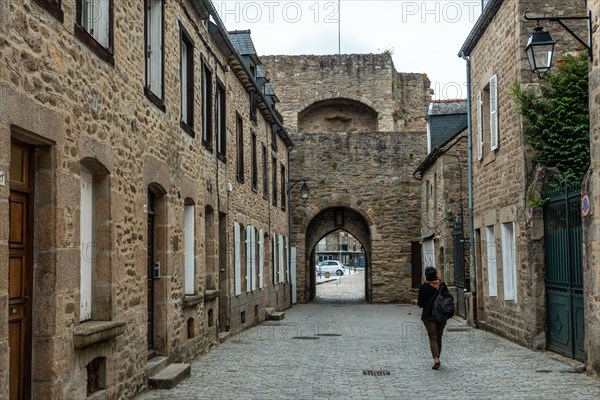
304;207;372;303
314;229;366;304
298;98;378;133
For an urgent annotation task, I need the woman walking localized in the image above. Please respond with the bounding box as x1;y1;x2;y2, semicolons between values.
418;266;447;370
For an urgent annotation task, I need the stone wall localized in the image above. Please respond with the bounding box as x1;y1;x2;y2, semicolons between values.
418;131;470;286
0;1;290;399
466;0;587;349
262;54;430;133
584;0;600;378
289;131;426;303
262;54;430;303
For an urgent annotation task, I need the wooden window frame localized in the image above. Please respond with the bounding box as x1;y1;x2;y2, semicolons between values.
216;79;227;160
280;163;286;211
236;113;245;183
202;60;214;151
272;156;277;206
179;24;195;136
271;124;278;151
262;144;268;200
144;0;165;111
75;0;114;66
251;131;258;192
35;0;64;21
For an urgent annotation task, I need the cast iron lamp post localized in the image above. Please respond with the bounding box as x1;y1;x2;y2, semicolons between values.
524;11;592;78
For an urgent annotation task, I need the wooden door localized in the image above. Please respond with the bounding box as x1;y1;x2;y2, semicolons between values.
147;191;156;359
9;141;33;400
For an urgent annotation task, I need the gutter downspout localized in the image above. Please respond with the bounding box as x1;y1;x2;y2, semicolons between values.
460;52;477;308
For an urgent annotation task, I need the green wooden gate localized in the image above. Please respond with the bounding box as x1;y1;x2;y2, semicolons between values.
543;184;585;361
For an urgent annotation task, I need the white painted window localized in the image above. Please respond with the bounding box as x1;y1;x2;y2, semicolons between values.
486;225;497;297
278;235;284;284
245;226;256;292
422;239;435;270
184;204;195;295
285;237;290;282
476;91;483;161
501;222;517;301
273;234;277;285
291;247;297;304
489;75;499;151
234;222;241;295
81;0;110;48
258;229;264;289
80;168;94;321
145;0;163;98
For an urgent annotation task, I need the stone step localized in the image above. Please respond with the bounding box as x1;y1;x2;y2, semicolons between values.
149;363;191;390
146;356;168;378
268;311;285;321
219;331;231;343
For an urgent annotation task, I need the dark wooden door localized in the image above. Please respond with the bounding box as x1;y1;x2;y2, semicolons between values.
411;242;422;289
9;141;33;400
147;192;156;359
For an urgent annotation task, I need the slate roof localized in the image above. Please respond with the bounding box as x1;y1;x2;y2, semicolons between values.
427;100;468;152
428;100;468;116
229;30;257;56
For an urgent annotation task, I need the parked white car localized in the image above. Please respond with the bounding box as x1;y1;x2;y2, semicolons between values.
317;260;345;276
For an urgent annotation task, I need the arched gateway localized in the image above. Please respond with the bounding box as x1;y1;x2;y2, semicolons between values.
304;207;372;302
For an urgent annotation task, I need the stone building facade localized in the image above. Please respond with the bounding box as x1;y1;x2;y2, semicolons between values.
0;1;291;399
459;0;590;362
262;54;431;303
414;100;469;317
585;0;600;378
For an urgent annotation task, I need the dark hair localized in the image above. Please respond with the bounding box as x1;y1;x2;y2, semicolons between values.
425;267;437;281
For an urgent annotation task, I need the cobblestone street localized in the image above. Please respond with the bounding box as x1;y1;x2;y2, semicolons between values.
136;272;600;400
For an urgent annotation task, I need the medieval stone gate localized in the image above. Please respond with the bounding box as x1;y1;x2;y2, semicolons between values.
263;54;431;303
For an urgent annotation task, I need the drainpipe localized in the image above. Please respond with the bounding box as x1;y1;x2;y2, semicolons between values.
460;52;477;297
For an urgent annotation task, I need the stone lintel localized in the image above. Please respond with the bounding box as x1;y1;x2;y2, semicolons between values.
73;320;126;349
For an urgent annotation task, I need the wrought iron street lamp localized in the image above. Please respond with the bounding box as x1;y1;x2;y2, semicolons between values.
525;26;556;78
288;179;310;200
524;11;592;78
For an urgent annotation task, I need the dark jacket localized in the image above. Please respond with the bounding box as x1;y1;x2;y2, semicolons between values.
417;282;439;320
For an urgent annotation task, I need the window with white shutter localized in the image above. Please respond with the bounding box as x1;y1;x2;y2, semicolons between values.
501;222;517;301
258;229;264;289
234;222;241;295
285;237;289;282
489;75;499;151
246;226;252;292
477;91;483;161
184;204;195;295
80;167;94;322
486;225;497;297
273;235;277;285
278;235;284;284
251;227;257;291
145;0;163;101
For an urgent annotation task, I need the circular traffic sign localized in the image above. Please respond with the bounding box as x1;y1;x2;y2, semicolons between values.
582;194;590;217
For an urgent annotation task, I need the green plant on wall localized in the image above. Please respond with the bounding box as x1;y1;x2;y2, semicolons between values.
513;53;590;184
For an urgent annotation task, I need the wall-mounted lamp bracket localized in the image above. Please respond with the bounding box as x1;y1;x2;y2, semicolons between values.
524;11;593;61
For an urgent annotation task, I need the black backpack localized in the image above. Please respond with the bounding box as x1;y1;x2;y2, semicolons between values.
431;282;455;322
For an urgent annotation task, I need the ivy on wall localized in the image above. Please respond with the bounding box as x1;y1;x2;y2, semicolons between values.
513;53;590;183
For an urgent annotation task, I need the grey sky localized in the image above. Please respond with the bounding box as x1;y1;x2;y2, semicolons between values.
213;0;481;100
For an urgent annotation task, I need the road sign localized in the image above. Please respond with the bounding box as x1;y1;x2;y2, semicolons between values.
582;194;590;217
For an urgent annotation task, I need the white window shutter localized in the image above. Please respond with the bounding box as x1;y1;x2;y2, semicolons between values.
273;235;277;284
258;229;264;289
80;169;94;322
234;222;241;295
148;0;163;96
486;226;497;297
476;91;483;161
278;235;284;284
251;227;257;291
184;205;195;295
285;237;289;282
246;226;252;292
490;75;499;151
96;0;110;48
